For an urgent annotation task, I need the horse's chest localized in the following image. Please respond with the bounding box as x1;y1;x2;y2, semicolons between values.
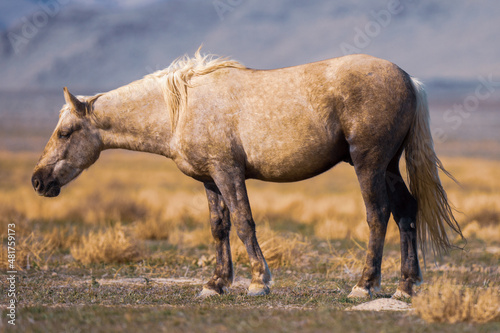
171;138;215;181
173;155;212;181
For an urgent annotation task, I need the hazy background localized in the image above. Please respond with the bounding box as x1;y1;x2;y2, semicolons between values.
0;0;499;154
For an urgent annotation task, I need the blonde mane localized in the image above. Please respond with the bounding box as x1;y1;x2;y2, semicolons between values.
147;48;246;129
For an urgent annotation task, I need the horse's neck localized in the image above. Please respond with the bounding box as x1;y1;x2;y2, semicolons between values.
94;78;172;157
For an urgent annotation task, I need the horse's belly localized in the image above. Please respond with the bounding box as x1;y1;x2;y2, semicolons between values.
243;135;347;182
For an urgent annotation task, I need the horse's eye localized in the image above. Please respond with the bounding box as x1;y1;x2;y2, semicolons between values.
58;129;72;139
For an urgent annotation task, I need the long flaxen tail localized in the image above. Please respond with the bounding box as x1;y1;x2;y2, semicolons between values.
404;77;463;259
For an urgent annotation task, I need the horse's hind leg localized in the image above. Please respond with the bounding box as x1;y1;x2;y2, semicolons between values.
198;182;234;297
386;155;422;297
348;165;391;298
211;167;272;296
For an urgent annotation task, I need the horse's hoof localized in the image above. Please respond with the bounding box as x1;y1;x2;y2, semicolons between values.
247;283;270;296
197;287;221;298
347;286;371;299
392;288;412;299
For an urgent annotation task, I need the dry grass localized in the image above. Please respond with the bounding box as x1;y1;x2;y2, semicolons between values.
462;221;500;243
70;223;143;264
0;221;79;270
0;232;56;270
133;218;171;240
168;224;212;248
43;226;81;250
413;277;500;323
317;239;401;281
1;151;499;274
1;150;499;331
231;222;312;268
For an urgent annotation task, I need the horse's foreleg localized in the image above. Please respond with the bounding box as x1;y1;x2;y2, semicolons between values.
212;168;272;296
348;169;391;298
198;182;233;297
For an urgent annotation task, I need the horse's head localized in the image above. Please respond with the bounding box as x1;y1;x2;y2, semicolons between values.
32;88;103;197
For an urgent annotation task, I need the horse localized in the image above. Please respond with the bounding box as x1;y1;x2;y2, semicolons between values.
31;50;462;298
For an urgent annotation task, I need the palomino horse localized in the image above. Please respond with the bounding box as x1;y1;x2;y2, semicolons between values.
32;50;462;298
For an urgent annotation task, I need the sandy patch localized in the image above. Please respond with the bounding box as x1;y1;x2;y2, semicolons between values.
486;246;500;255
69;276;253;288
69;277;204;287
347;298;412;312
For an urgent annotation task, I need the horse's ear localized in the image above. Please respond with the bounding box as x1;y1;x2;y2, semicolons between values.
63;87;86;117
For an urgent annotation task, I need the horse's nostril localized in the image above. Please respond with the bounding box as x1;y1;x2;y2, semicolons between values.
32;175;43;192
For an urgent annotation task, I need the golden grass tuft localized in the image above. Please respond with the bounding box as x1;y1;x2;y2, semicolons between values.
133;219;171;240
1;232;56;270
462;221;500;243
413;277;500;323
168;226;212;248
71;223;143;264
322;242;401;280
313;217;401;244
231;223;311;268
43;226;81;250
0;204;30;238
1;227;80;271
314;218;366;241
468;206;500;227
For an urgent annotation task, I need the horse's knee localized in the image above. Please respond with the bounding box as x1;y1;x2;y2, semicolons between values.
211;224;230;241
233;216;256;242
366;205;391;229
210;214;230;241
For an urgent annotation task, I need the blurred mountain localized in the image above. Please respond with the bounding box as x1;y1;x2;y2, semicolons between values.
0;0;499;92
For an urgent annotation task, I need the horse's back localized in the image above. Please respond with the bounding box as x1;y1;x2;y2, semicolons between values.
183;55;414;182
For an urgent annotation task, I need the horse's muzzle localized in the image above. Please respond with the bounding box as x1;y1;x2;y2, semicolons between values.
31;173;61;197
